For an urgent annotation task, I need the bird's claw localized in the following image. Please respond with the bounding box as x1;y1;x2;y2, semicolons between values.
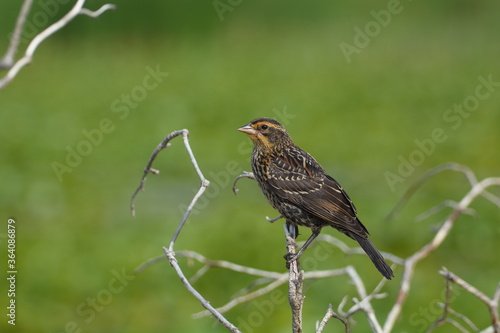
284;252;299;269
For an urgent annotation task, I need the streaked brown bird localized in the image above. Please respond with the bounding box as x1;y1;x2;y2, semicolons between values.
238;117;394;279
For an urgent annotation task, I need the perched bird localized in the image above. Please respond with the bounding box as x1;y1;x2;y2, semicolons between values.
238;117;394;280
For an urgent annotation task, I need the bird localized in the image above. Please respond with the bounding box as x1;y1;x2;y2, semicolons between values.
238;117;394;280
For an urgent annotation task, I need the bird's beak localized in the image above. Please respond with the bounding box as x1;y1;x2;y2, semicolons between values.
238;124;257;135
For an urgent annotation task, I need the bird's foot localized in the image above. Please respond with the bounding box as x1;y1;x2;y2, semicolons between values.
284;252;300;269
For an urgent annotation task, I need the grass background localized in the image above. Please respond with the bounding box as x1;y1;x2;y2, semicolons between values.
1;1;499;332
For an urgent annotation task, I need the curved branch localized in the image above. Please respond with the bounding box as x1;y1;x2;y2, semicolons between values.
439;268;500;333
165;248;241;333
316;304;349;333
0;0;116;90
386;163;500;221
232;171;255;195
131;129;244;332
383;177;500;333
131;130;184;216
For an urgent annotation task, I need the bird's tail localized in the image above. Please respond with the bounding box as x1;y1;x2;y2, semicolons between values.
352;234;394;280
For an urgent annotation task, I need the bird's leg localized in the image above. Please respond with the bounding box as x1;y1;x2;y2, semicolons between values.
266;214;283;223
284;220;299;238
285;227;321;264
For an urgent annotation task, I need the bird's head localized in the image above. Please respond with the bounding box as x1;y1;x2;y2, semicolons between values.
238;118;293;153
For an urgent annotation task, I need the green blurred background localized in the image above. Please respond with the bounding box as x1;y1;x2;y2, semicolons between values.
1;1;500;332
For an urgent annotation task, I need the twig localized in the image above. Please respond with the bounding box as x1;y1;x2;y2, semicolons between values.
136;247;349;320
316;304;349;333
134;254;165;274
415;200;477;222
232;171;255;195
426;268;481;332
231;277;275;298
181;249;347;318
193;275;289;319
383;176;500;333
130;129;208;218
386;163;500;221
339;266;385;332
0;0;33;69
176;250;283;280
0;0;116;90
426;270;453;333
132;129;243;333
440;269;500;333
190;264;211;284
165;248;241;333
444;318;471;333
447;306;480;332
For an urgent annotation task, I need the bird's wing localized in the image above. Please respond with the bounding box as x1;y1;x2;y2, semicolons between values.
268;147;368;237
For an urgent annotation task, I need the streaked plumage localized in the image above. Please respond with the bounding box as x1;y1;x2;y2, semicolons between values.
238;117;393;280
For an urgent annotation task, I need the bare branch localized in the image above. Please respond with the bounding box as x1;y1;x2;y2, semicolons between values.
132;129;244;332
190;264;211;284
445;318;471;333
135;245;350;321
193;275;288;319
79;4;116;18
0;0;116;90
169;250;347;319
285;223;304;333
339;266;385;333
134;254;165;274
232;171;255;195
427;268;480;333
386;163;500;221
426;271;453;333
176;250;283;280
440;269;500;333
447;306;480;332
384;175;500;332
316;304;350;333
415;199;476;222
0;0;33;69
165;248;242;333
130;129;208;220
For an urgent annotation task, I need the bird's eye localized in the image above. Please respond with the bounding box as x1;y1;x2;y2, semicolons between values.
261;124;268;130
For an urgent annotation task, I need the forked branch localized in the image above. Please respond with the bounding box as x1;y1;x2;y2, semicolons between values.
383;165;500;333
130;129;242;332
437;268;500;333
